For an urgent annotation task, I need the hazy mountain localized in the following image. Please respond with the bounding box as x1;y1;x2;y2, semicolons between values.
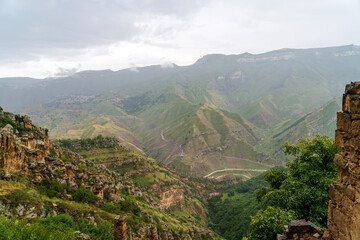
257;98;341;163
1;45;359;176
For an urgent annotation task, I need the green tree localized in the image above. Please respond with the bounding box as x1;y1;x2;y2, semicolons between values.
256;135;340;227
248;206;296;240
263;167;287;189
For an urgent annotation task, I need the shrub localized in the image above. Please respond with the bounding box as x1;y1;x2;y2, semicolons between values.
101;203;121;214
38;214;74;229
6;189;32;204
77;219;113;240
38;180;64;198
48;149;57;158
60;156;70;163
73;186;97;204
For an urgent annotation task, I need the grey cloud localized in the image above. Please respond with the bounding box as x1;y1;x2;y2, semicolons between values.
54;64;82;77
1;0;359;78
0;0;206;61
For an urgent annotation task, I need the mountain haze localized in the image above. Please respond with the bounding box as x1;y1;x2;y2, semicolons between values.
1;45;359;176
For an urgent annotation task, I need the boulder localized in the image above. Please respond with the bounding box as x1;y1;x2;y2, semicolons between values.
1;124;13;134
277;220;327;240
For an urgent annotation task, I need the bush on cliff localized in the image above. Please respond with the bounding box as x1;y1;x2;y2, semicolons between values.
73;186;97;204
38;180;65;198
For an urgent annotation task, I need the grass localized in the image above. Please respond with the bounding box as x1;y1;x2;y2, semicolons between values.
132;171;175;187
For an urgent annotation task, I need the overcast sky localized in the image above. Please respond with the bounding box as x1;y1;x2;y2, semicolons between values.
0;0;359;78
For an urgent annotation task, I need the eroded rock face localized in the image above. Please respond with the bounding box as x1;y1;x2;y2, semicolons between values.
0;112;132;203
158;187;185;210
328;82;360;240
0;124;26;172
0;113;52;173
114;215;127;240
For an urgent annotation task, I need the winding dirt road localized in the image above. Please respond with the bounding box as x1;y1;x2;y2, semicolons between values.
204;168;267;178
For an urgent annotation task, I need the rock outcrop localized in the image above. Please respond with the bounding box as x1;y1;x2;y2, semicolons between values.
328;82;360;239
277;220;331;240
114;215;127;240
0;114;128;203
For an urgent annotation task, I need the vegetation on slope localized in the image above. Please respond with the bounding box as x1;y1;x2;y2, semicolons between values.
0;179;115;239
0;213;112;240
135;98;268;175
209;135;340;240
256;98;341;164
207;174;268;240
56;136;228;231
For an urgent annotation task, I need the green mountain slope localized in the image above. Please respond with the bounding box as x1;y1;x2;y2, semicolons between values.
135;98;269;175
257;98;341;162
1;45;359;176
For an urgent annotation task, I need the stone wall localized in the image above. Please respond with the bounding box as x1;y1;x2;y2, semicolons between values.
328;82;360;239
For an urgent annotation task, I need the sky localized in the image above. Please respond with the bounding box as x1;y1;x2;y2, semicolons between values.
0;0;359;78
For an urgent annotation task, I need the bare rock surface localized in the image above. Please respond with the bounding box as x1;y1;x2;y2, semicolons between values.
328;82;360;240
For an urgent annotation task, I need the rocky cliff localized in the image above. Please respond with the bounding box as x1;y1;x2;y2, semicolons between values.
0;107;220;239
328;82;360;239
0;111;51;173
0;111;130;203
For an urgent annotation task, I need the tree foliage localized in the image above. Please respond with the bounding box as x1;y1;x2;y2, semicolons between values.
256;135;340;227
248;206;296;240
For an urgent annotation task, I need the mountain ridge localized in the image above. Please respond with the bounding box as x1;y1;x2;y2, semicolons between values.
1;45;359;177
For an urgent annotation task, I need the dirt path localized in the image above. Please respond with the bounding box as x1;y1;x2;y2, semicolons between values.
204;168;267;178
215;174;251;180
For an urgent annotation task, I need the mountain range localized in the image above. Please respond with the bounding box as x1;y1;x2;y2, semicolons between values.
1;45;359;177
